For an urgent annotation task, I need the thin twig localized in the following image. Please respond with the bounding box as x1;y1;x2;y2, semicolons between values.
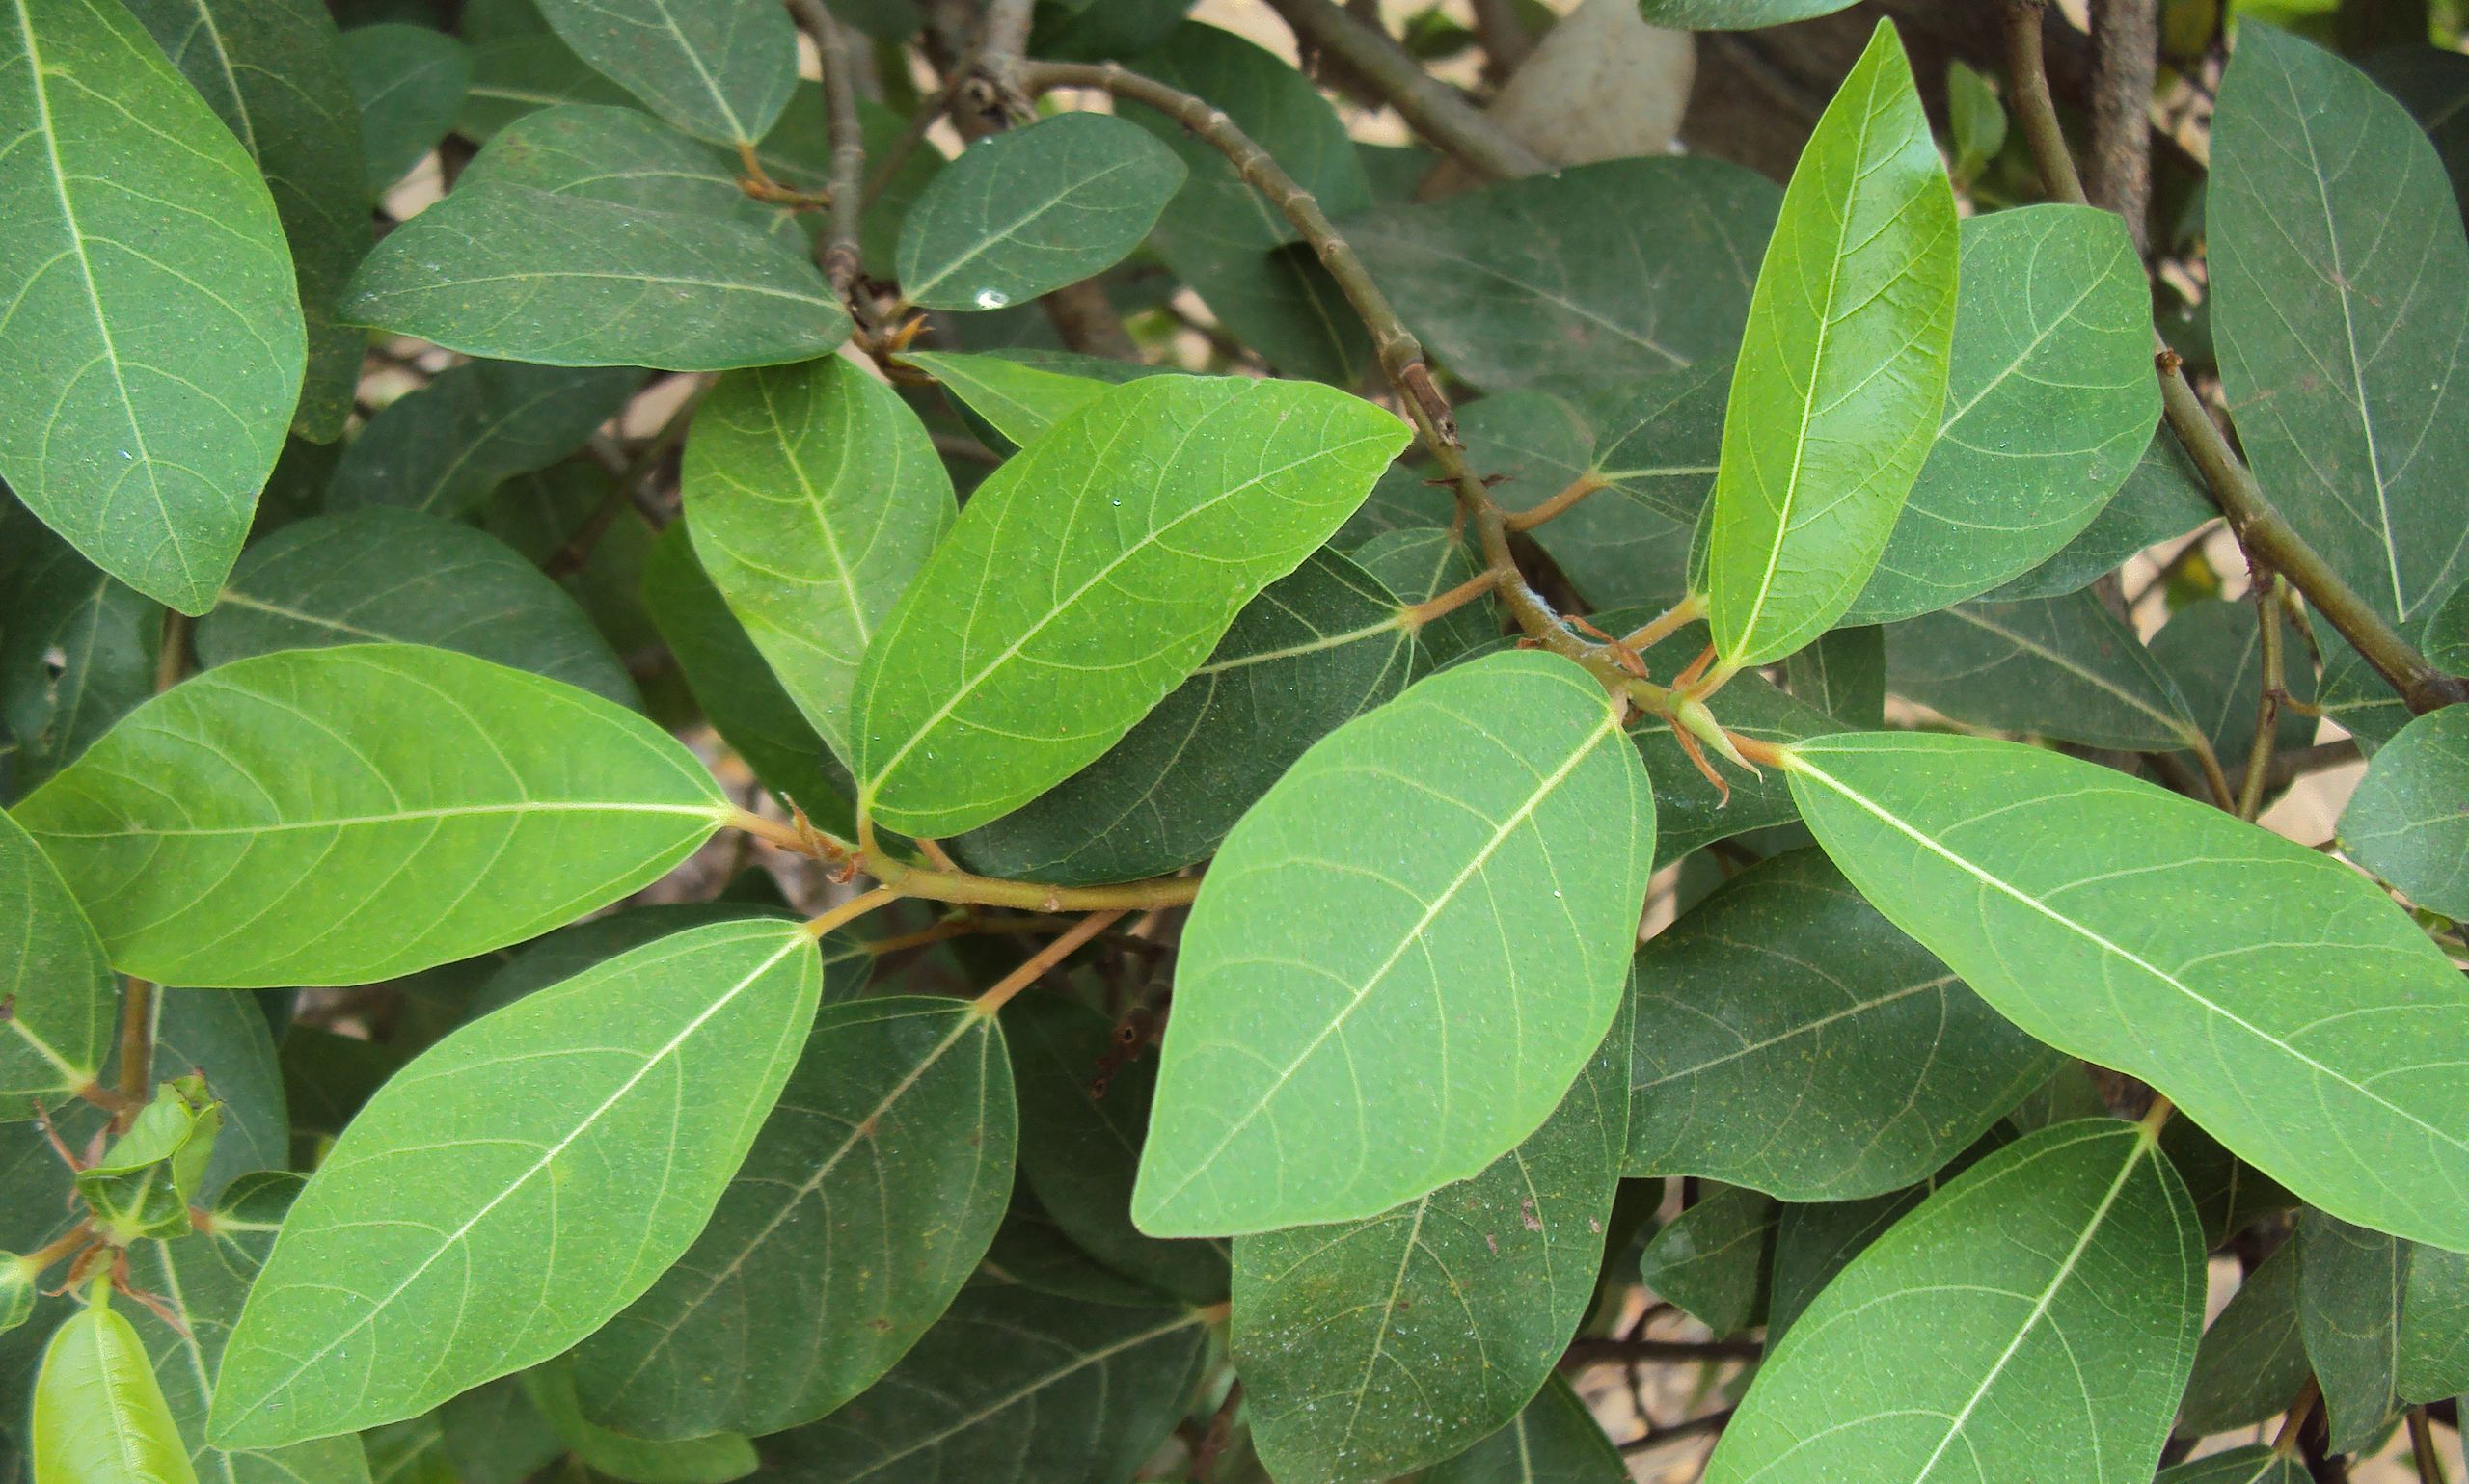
800;886;902;942
1562;1336;1764;1366
972;910;1127;1016
1470;0;1533;74
2275;1377;2321;1456
789;0;869;298
1617;1407;1737;1454
2410;1407;2451;1484
1254;0;1547;179
2238;572;2288;820
1504;472;1608;532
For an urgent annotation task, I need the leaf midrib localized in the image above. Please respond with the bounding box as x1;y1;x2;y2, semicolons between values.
40;798;727;840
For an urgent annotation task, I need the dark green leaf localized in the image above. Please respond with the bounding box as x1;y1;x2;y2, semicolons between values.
209;919;825;1447
457;32;635;141
2150;597;2317;775
0;501;162;796
1987;432;2212;602
2299;1210;2406;1452
1883;592;2202;752
2341;705;2469;919
17;645;729;986
151;987;286;1198
1350;526;1491;670
2179;1239;2308;1437
1637;0;1859;23
525;1359;755;1484
2426;579;2469;672
1421;1377;1627;1484
343;22;467;193
2156;1445;2308;1484
1783;626;1884;729
2400;1241;2469;1403
1766;1127;2010;1340
980;1193;1183;1309
437;1378;563;1484
1628;849;2061;1201
329;359;641;518
1137;651;1653;1235
530;0;793;144
1637;1184;1775;1336
0;807;113;1119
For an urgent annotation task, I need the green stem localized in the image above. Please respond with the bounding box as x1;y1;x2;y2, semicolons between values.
2238;573;2289;821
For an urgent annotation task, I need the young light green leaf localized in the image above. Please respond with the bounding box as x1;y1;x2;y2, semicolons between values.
16;645;728;986
573;996;1013;1439
1701;20;1958;667
209;919;824;1448
0;0;307;615
2400;1241;2469;1402
1628;849;2060;1201
198;510;638;707
1235;994;1626;1484
124;0;366;441
2212;24;2469;627
529;0;793;145
1883;591;2203;752
2341;706;2469;919
1421;1377;1628;1484
1843;205;2159;624
681;356;953;765
1987;432;2212;602
33;1294;197;1484
896;111;1184;312
950;547;1414;887
2298;1210;2406;1453
2156;1446;2308;1484
851;375;1407;838
1946;61;2006;182
149;988;286;1198
2179;1239;2308;1438
329;359;640;517
1705;1120;2202;1484
0;809;113;1120
1783;624;1885;728
340;182;848;371
343;23;469;192
1135;650;1653;1237
760;1284;1211;1484
1348;157;1779;391
0;501;163;792
1785;730;2469;1248
899;350;1112;446
2150;597;2318;775
1637;1184;1776;1336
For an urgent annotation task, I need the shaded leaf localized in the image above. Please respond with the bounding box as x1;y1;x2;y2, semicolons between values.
1764;1126;2010;1340
436;1377;563;1484
1637;0;1859;22
0;501;162;796
456;32;635;141
525;1359;755;1484
1351;526;1491;671
2179;1239;2309;1437
1883;591;2201;751
0;807;113;1119
150;987;287;1198
1989;431;2215;602
328;358;640;517
2341;705;2469;919
2298;1210;2406;1453
343;23;468;192
2399;1241;2469;1403
1638;1184;1775;1336
980;1192;1183;1309
1421;1377;1628;1484
2156;1445;2309;1484
1783;625;1884;729
530;0;793;144
2149;597;2318;775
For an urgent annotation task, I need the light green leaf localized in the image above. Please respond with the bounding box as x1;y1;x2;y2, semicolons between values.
125;0;366;441
149;988;287;1198
2179;1239;2308;1437
1702;20;1958;667
1705;1120;2203;1484
0;807;113;1120
1628;849;2060;1201
641;521;855;836
16;644;727;986
1135;650;1653;1236
681;356;953;765
2150;597;2318;775
760;1284;1211;1484
33;1296;197;1484
851;374;1407;838
342;23;468;193
1421;1378;1628;1484
0;500;163;794
1348;157;1778;391
198;509;637;706
2299;1210;2406;1452
1637;0;1858;24
1883;592;2202;752
1784;730;2469;1248
2156;1445;2309;1484
896;111;1184;312
0;0;307;615
2341;705;2469;919
456;31;633;141
2400;1241;2469;1402
468;900;861;1021
1235;994;1626;1483
2212;24;2469;626
208;919;824;1448
899;350;1111;446
1123;22;1375;383
1638;1183;1776;1336
1843;205;2159;624
329;359;641;517
573;996;1013;1439
950;547;1414;887
1783;625;1884;729
1988;432;2212;602
340;182;848;371
530;0;793;145
1947;61;2006;182
525;1360;754;1484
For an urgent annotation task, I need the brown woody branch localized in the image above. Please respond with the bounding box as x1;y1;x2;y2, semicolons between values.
1253;0;1547;179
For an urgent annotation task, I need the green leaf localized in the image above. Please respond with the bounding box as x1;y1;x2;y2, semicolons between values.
760;1283;1211;1484
32;1296;196;1484
329;359;641;518
1123;22;1376;383
76;1077;220;1240
1704;1120;2203;1484
896;112;1184;313
850;375;1407;838
1348;157;1779;391
0;501;163;794
2427;579;2469;673
980;1192;1181;1309
1636;0;1859;23
1987;432;2212;602
0;806;113;1119
1842;205;2159;624
342;23;468;192
641;521;855;836
1638;1184;1776;1335
457;32;634;141
467;900;860;1020
1235;993;1627;1483
150;987;287;1198
1882;592;2202;752
1135;650;1653;1236
1784;730;2469;1248
2156;1445;2309;1484
437;1377;563;1484
529;0;793;144
454;102;801;246
2179;1239;2309;1437
950;547;1413;886
209;919;824;1448
197;510;638;707
2315;609;2417;754
1701;20;1959;668
16;645;728;986
1783;625;1884;729
2299;1210;2406;1452
2149;597;2317;775
0;0;308;615
1003;995;1229;1306
525;1359;754;1484
681;357;953;765
1351;526;1490;671
2400;1241;2469;1402
1421;1377;1627;1484
573;995;1013;1439
899;350;1112;446
125;0;366;441
1766;1127;2010;1340
2212;24;2469;627
2341;705;2469;919
1946;61;2006;183
340;182;848;370
1628;849;2061;1201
